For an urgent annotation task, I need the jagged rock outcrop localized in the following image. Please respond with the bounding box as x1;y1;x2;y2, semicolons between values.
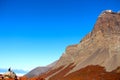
45;10;120;79
3;68;17;79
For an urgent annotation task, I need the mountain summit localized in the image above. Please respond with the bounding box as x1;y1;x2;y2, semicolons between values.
93;10;120;35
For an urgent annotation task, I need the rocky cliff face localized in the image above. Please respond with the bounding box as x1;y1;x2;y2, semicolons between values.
30;10;120;80
48;10;120;78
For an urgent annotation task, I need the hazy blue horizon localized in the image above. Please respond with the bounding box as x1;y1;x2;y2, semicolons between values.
0;0;120;74
0;68;27;76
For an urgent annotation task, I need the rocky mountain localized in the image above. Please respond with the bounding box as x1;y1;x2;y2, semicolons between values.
28;10;120;80
52;10;120;73
25;61;57;78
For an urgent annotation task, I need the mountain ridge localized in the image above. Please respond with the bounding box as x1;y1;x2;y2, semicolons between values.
25;61;57;78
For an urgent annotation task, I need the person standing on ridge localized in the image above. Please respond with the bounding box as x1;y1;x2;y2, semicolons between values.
8;67;11;72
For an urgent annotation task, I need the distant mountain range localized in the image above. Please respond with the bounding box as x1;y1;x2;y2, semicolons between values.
25;10;120;80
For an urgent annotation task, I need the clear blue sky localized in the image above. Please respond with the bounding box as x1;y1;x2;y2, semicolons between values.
0;0;120;74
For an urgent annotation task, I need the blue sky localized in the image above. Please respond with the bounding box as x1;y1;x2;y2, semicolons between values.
0;0;120;75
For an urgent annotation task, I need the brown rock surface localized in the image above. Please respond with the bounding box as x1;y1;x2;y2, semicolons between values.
36;65;120;80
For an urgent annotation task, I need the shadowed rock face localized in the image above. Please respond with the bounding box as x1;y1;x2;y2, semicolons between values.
50;10;120;78
25;67;50;78
25;61;57;78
